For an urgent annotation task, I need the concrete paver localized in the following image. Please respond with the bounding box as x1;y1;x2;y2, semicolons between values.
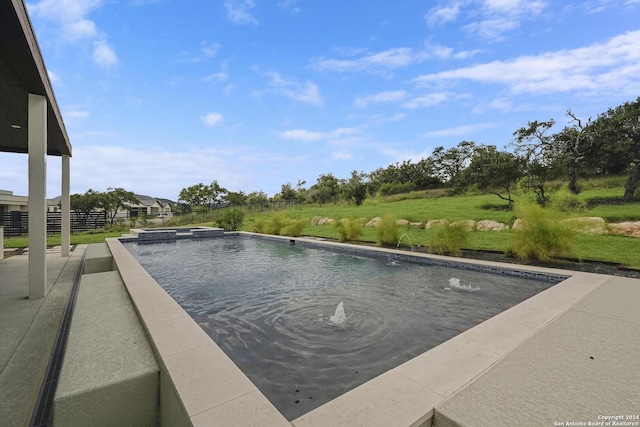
0;247;84;427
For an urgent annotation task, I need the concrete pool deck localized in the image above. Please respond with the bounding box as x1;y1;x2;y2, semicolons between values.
0;237;638;426
0;245;85;427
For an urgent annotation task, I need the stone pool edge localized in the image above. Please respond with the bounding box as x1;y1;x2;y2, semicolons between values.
106;233;611;427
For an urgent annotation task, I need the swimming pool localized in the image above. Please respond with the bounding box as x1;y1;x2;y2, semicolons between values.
124;235;560;420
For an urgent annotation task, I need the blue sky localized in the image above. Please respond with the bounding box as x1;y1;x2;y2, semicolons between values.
3;0;640;200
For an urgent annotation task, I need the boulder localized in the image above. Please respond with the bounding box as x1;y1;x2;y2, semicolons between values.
560;217;607;234
476;220;509;231
366;217;382;227
608;221;640;237
409;222;423;228
425;219;447;229
451;220;477;231
395;219;410;226
317;217;335;226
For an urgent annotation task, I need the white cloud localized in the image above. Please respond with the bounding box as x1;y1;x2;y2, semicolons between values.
182;42;221;62
93;40;118;68
65;110;90;119
330;128;360;138
202;112;224;126
68;145;251;198
28;0;120;68
225;0;258;25
278;0;301;13
422;122;501;138
425;0;548;41
200;42;220;59
425;3;461;26
47;70;59;84
402;92;451;109
412;30;640;97
279;129;325;142
203;72;229;83
380;148;434;164
354;91;407;108
28;0;103;40
266;72;324;105
332;150;352;160
310;48;429;73
278;127;360;142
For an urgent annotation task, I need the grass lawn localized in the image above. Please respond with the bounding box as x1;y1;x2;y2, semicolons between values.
3;230;125;249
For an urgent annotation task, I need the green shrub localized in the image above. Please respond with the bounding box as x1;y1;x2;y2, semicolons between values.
164;216;181;227
379;182;415;196
551;191;587;213
217;208;245;231
375;214;400;247
335;218;362;242
137;215;152;228
429;221;469;256
511;203;576;262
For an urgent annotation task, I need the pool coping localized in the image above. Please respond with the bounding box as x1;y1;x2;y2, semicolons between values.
106;233;612;426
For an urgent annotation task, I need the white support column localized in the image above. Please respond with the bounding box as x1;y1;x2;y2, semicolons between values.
61;155;70;257
28;94;47;299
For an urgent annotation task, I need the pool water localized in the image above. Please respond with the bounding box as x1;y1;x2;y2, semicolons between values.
125;236;555;420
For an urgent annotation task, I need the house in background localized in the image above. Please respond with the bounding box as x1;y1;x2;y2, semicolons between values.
124;194;175;218
48;193;175;218
0;190;28;215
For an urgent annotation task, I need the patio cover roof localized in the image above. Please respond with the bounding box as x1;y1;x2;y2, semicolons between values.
0;0;71;157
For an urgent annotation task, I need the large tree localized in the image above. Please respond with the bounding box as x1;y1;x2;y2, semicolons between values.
511;120;561;205
341;170;368;205
587;97;640;201
178;183;213;219
208;180;228;209
462;145;524;209
70;189;102;224
431;140;477;189
308;173;340;205
101;188;139;226
225;191;247;206
560;110;591;194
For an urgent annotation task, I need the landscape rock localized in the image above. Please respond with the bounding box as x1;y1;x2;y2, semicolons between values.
560;217;607;234
395;219;410;226
476;220;509;231
409;222;423;228
512;219;524;230
366;217;382;227
317;217;335;226
425;219;447;229
451;220;477;231
608;221;640;237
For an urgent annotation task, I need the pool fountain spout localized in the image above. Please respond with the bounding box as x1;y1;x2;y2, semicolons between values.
396;233;414;252
329;302;347;325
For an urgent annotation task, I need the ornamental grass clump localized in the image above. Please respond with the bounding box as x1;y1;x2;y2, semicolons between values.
429;221;468;256
511;202;576;262
251;214;307;236
375;214;400;247
281;218;308;237
335;218;362;242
